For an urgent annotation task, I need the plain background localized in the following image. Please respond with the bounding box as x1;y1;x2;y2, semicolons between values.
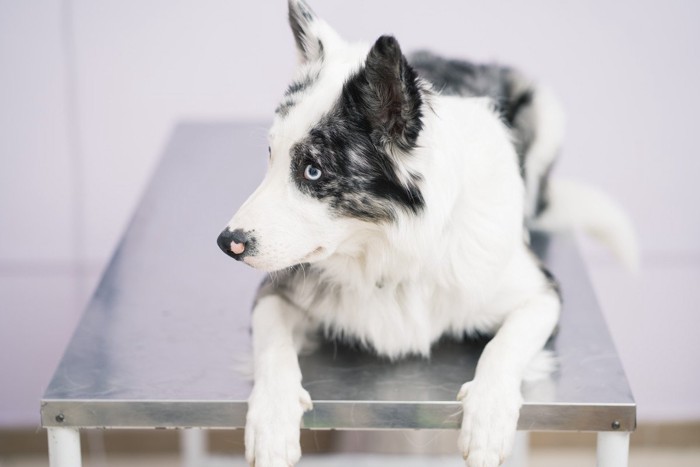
1;0;699;427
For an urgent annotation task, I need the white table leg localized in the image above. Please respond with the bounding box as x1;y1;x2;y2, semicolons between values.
596;432;630;467
181;428;207;467
48;427;82;467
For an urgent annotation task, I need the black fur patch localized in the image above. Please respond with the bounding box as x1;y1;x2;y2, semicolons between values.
275;99;296;117
539;263;562;302
410;51;516;102
288;36;427;221
296;0;314;21
525;241;562;303
288;0;323;62
359;36;425;152
276;70;320;116
284;72;317;97
504;90;533;127
535;160;555;216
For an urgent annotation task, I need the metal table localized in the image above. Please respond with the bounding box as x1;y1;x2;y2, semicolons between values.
41;123;636;466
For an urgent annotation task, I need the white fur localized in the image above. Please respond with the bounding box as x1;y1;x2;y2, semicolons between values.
522;85;566;218
530;178;640;271
244;295;313;466
230;6;564;467
517;84;639;272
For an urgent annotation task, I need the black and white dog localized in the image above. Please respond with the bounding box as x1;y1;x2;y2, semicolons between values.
217;1;637;466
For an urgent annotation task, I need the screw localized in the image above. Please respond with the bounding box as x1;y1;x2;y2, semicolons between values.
611;420;621;430
55;414;65;423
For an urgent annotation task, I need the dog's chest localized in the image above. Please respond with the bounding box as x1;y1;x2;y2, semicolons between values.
307;278;500;358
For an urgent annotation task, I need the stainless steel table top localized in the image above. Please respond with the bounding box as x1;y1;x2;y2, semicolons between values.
41;123;635;432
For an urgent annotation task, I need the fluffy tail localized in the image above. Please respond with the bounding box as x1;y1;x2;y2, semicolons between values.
530;178;640;271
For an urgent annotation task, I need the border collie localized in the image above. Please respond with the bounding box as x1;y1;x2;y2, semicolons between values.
217;1;637;465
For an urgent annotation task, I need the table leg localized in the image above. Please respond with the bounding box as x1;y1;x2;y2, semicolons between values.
181;428;207;467
596;432;630;467
48;427;82;467
505;431;529;467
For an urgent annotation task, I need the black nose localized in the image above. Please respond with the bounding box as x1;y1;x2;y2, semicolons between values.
217;228;252;260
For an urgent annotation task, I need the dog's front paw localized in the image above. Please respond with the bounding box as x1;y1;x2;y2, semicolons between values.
457;379;522;467
245;381;313;467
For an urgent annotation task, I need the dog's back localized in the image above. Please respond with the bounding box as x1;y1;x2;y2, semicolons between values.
410;51;563;221
410;51;638;269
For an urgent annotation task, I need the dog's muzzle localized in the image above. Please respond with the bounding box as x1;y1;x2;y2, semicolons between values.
217;228;253;260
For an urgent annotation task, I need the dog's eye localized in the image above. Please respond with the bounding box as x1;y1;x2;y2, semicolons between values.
304;164;322;181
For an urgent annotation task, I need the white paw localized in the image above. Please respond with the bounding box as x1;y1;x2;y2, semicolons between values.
457;379;522;467
245;382;313;467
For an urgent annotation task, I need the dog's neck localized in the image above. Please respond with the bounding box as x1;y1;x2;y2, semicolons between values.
311;215;437;294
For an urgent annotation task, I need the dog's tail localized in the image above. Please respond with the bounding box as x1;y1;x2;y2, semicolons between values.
530;178;640;271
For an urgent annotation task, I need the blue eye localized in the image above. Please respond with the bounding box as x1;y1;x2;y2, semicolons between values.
304;164;322;181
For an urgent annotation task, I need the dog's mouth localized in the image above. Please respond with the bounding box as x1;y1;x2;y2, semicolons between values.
300;246;325;263
242;246;326;271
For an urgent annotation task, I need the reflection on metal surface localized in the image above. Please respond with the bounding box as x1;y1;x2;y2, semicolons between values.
41;123;635;432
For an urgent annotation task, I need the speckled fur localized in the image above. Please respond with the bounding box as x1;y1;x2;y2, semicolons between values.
219;2;636;467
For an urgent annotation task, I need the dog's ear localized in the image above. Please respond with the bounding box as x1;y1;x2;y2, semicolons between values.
361;35;424;151
288;0;341;63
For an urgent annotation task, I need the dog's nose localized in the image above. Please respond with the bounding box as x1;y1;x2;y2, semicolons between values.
217;228;252;260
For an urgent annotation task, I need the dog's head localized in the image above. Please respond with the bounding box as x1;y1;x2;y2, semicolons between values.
217;0;428;272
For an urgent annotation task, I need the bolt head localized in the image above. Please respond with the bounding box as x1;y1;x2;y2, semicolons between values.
55;414;65;423
611;420;621;430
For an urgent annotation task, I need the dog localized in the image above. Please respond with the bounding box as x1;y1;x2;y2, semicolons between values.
216;1;638;466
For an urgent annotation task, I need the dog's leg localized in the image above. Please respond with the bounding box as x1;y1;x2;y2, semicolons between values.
458;291;560;467
245;294;312;467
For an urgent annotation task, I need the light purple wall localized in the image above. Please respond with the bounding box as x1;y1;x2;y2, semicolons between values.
1;0;699;426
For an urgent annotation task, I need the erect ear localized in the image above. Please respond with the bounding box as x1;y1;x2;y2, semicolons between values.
288;0;342;64
361;35;424;151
